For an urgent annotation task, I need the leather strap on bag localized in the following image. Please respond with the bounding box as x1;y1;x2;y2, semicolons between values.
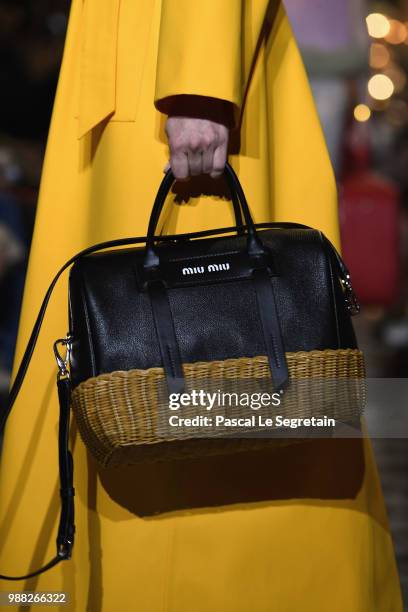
252;269;289;392
146;279;185;395
0;375;74;581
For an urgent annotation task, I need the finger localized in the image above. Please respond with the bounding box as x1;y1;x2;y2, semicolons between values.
202;147;215;174
171;152;189;180
187;150;204;176
163;161;171;173
210;141;228;178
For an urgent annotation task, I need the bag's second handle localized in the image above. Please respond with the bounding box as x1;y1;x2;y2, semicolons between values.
143;162;266;271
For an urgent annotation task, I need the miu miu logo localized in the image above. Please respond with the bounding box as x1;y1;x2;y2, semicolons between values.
182;262;230;275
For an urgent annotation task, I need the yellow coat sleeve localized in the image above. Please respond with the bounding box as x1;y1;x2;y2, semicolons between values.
155;0;243;119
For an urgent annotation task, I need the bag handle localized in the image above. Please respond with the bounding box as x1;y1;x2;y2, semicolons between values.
144;162;266;271
0;216;359;580
230;184;244;231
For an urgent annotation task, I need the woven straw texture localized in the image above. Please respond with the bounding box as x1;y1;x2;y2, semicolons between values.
71;349;366;467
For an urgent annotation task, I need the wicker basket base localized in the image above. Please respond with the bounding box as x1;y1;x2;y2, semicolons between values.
71;349;366;467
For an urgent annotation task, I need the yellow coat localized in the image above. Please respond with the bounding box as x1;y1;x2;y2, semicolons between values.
0;1;402;610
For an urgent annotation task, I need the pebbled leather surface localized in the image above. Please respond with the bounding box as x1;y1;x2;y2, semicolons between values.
68;228;358;389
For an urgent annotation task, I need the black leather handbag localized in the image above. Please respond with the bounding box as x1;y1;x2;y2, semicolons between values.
0;162;365;580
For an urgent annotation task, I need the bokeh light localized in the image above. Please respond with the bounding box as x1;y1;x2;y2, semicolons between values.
366;13;391;38
368;74;395;100
370;43;391;69
354;104;372;122
384;19;407;44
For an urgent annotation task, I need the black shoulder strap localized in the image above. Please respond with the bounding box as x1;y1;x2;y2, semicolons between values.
0;222;355;580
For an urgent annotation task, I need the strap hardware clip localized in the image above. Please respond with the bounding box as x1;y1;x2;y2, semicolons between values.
53;334;73;379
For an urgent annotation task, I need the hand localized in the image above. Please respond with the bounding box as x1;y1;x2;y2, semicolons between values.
164;117;229;180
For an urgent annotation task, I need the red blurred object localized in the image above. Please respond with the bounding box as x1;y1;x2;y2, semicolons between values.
339;121;402;306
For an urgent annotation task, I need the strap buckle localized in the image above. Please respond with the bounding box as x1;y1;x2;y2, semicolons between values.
53;334;73;380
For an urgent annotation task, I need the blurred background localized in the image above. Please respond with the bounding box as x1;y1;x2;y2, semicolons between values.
285;1;408;605
0;0;407;605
